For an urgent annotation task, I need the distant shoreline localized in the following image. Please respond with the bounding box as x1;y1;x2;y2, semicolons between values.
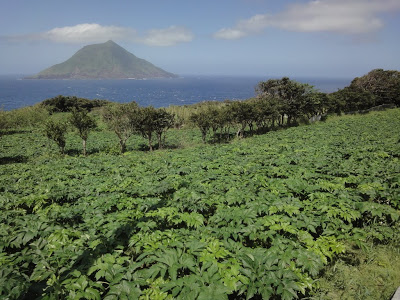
0;75;352;111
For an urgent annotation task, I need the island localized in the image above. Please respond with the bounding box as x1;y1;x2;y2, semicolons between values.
26;40;178;79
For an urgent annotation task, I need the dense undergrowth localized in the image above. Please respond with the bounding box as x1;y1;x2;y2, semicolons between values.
0;109;399;299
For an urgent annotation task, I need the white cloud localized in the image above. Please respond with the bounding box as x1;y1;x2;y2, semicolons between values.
42;23;136;43
214;0;400;39
214;28;247;40
2;23;194;46
214;14;269;40
138;26;194;46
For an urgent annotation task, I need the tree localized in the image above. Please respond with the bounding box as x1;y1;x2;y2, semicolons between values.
190;110;212;143
228;101;255;138
219;105;236;140
350;69;400;106
41;95;110;113
256;77;318;125
136;106;159;151
43;119;68;154
69;109;97;156
153;109;174;149
302;91;329;119
251;96;280;132
330;86;376;113
102;102;139;153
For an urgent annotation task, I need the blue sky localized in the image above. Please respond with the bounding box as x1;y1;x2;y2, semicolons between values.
1;0;399;78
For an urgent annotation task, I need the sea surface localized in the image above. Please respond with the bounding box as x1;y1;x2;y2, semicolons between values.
0;75;351;111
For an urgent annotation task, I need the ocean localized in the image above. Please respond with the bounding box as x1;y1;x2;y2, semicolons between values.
0;75;351;111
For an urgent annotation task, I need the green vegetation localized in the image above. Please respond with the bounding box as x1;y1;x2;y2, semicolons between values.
101;102;140;153
28;40;178;79
41;95;111;113
314;243;400;300
43;119;68;155
69;109;97;156
329;69;400;113
1;69;399;299
1;108;399;299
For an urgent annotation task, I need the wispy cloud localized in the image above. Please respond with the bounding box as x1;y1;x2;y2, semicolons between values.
138;26;194;46
214;0;400;39
1;23;194;46
43;24;135;43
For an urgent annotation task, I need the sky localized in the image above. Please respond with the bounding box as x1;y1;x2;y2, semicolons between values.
1;0;399;78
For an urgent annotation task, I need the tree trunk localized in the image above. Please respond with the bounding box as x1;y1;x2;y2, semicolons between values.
236;129;241;138
119;139;126;153
83;139;87;156
287;116;292;126
157;132;163;149
201;130;207;143
249;123;254;135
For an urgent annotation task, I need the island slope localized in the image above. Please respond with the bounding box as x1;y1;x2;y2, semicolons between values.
28;40;177;79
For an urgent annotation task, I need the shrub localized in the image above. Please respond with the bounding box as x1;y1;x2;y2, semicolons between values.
43;119;68;154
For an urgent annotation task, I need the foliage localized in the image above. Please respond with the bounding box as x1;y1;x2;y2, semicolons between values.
311;240;400;300
0;109;9;136
69;109;97;155
102;102;140;153
152;108;175;149
43;119;68;154
190;110;211;143
134;106;165;151
329;86;376;113
0;105;49;130
41;95;111;113
350;69;400;106
327;69;400;115
1;109;399;299
255;77;322;125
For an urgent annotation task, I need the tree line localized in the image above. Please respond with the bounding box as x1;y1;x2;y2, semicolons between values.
190;77;329;142
190;69;399;142
44;103;175;155
2;68;399;155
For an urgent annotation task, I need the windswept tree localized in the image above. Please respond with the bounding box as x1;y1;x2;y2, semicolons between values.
69;108;97;156
41;95;110;113
43;119;68;154
302;92;329;118
228;101;255;138
102;102;139;153
330;86;376;113
251;96;281;132
153;109;174;149
206;106;227;141
219;105;236;139
136;106;159;151
256;77;318;125
190;110;212;143
350;69;400;106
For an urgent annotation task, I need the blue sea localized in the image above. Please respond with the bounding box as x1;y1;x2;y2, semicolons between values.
0;75;351;111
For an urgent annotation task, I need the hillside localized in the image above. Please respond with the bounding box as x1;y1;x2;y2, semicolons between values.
27;40;178;79
1;109;399;299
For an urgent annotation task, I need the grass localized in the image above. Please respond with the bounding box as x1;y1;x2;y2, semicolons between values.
311;241;400;300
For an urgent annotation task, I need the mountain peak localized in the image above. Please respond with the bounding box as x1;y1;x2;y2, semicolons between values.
28;41;177;79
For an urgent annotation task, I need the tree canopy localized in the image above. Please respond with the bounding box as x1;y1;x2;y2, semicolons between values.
349;69;400;106
69;109;97;156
